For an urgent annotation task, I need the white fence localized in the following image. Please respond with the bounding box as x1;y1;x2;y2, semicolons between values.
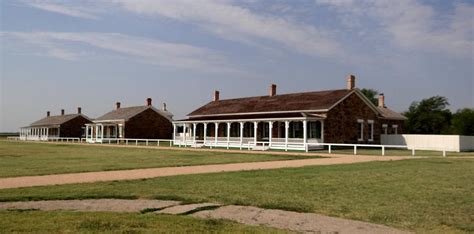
381;134;474;152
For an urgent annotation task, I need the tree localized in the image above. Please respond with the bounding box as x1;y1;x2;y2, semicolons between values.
404;96;452;134
360;88;379;106
450;108;474;136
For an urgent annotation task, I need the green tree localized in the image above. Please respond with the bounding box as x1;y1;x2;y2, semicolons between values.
360;88;379;106
404;96;452;134
450;108;474;135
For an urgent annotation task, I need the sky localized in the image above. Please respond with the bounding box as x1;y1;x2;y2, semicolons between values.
0;0;473;132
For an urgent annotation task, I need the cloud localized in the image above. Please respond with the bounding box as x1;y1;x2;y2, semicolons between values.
1;31;236;72
26;1;100;19
315;0;474;57
110;0;344;58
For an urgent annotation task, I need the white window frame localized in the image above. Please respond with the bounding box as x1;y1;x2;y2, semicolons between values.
382;124;388;135
392;125;398;134
368;120;374;142
357;119;364;141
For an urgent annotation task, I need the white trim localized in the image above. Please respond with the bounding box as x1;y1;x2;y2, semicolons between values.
357;119;364;141
368;120;374;142
382;124;388;135
392;125;398;134
173;117;320;124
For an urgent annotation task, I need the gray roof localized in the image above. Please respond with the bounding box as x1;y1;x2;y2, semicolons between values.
377;107;407;120
94;106;173;122
30;114;88;127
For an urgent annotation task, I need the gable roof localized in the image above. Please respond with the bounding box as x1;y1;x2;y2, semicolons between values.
188;89;353;117
94;106;173;122
377;107;408;120
30;114;89;127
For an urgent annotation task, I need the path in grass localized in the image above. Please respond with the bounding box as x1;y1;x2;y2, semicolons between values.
0;140;320;178
0;199;406;233
0;155;408;189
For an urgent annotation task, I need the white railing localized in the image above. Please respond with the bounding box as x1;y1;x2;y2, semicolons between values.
95;138;174;147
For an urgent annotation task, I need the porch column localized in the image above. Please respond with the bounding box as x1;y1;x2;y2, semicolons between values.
321;121;325;143
215;123;219;145
85;125;89;139
253;122;258;146
239;122;244;148
285;121;289;151
46;128;49;139
227;122;231;149
172;124;176;142
193;123;197;144
303;120;308;152
183;124;187;144
203;123;208;145
101;125;104;139
95;125;99;140
268;121;273;147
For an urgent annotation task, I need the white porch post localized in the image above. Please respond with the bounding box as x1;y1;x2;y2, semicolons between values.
253;122;258;146
101;124;104;140
85;125;89;139
303;120;308;152
193;123;197;145
321;121;325;143
172;124;176;143
183;124;187;145
215;123;219;145
227;122;231;149
203;123;208;145
269;121;273;147
46;128;49;139
285;121;289;151
239;122;244;149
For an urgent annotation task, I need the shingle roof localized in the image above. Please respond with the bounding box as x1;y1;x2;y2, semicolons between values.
30;114;86;127
377;107;407;120
95;106;173;121
188;89;352;117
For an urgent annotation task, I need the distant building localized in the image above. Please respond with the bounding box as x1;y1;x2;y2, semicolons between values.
85;98;173;143
173;75;406;151
20;108;92;140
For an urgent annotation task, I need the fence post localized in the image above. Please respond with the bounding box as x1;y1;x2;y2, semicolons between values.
412;148;415;156
146;140;149;146
136;140;138;146
443;150;446;157
354;145;357;155
382;146;385;156
328;145;332;154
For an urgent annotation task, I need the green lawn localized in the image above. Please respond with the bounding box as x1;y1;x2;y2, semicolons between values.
0;211;287;233
0;159;472;233
0;141;318;178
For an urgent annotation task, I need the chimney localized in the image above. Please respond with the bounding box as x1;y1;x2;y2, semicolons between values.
116;102;121;110
214;90;220;102
346;74;356;90
47;111;50;117
162;103;167;111
146;98;152;106
378;93;385;108
270;84;277;97
61;109;65;116
77;107;82;114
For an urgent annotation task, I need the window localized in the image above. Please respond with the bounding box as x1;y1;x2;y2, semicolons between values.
262;123;269;138
392;125;398;134
308;121;322;139
368;120;374;142
357;119;364;141
382;124;388;135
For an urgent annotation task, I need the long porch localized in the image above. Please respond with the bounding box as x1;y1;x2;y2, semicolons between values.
173;117;325;151
85;122;123;143
19;126;61;141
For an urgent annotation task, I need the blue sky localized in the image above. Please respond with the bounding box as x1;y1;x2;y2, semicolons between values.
1;0;473;132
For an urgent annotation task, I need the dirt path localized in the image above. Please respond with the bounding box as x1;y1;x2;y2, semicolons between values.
0;199;408;233
0;156;409;189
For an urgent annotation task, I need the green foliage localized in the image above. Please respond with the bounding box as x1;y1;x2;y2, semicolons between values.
404;96;452;134
451;108;474;136
360;88;379;106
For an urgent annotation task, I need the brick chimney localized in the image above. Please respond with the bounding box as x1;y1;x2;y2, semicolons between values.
61;109;65;116
270;84;277;97
77;107;82;114
116;102;121;110
146;98;152;106
47;111;50;117
346;74;356;90
214;90;220;102
162;103;167;111
378;93;385;108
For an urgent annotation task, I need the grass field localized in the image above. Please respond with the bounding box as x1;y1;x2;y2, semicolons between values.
0;141;319;178
0;210;287;233
1;158;472;233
